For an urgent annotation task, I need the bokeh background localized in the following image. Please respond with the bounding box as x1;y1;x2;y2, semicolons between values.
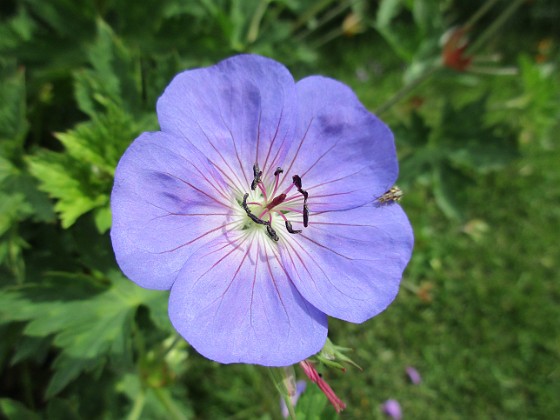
1;0;558;418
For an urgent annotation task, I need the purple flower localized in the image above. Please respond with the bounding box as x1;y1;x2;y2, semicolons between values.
381;400;402;420
110;54;413;366
406;366;421;384
382;399;402;419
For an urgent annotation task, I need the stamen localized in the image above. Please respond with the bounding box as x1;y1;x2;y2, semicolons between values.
251;163;262;190
285;221;302;234
266;225;279;241
241;193;279;242
242;193;268;225
292;174;310;228
292;175;302;190
241;166;310;241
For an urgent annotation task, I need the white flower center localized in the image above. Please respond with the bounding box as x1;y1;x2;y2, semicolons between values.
232;164;309;243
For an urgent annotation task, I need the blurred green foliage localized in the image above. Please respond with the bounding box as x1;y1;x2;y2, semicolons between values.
1;0;559;418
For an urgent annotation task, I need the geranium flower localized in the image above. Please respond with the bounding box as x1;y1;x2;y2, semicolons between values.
382;399;402;419
111;54;413;366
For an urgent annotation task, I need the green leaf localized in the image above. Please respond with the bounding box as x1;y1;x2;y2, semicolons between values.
73;19;143;117
0;271;166;397
0;8;36;51
295;382;331;420
10;335;51;365
432;163;470;221
376;0;404;29
0;60;28;150
374;0;422;62
0;193;31;237
27;102;156;230
27;150;107;228
46;398;81;420
437;96;519;173
515;55;560;143
19;0;96;39
0;398;40;420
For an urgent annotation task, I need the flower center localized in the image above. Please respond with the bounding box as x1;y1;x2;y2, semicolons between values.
239;163;309;242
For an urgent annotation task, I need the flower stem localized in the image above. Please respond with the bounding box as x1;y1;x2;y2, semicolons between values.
161;334;182;358
127;390;146;420
296;0;360;42
267;366;297;420
152;387;189;420
467;0;526;55
247;0;271;44
464;0;501;30
291;0;337;33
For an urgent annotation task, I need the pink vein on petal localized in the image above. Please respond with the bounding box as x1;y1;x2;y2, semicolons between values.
261;107;285;174
279;117;314;185
152;221;237;254
159;172;229;208
172;122;244;194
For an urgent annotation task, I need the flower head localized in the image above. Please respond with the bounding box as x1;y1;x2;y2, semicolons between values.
405;366;422;384
442;26;472;71
111;54;413;366
300;360;346;413
382;399;402;419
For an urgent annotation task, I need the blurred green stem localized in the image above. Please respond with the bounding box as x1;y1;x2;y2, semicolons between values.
247;0;271;44
153;387;189;420
267;366;297;420
292;0;337;33
467;0;526;55
127;391;146;420
464;0;501;30
296;0;362;42
162;334;182;358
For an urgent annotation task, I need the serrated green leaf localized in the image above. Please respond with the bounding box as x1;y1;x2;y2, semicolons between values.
8;172;56;223
0;271;166;397
73;19;142;117
27;102;155;230
27;151;107;228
